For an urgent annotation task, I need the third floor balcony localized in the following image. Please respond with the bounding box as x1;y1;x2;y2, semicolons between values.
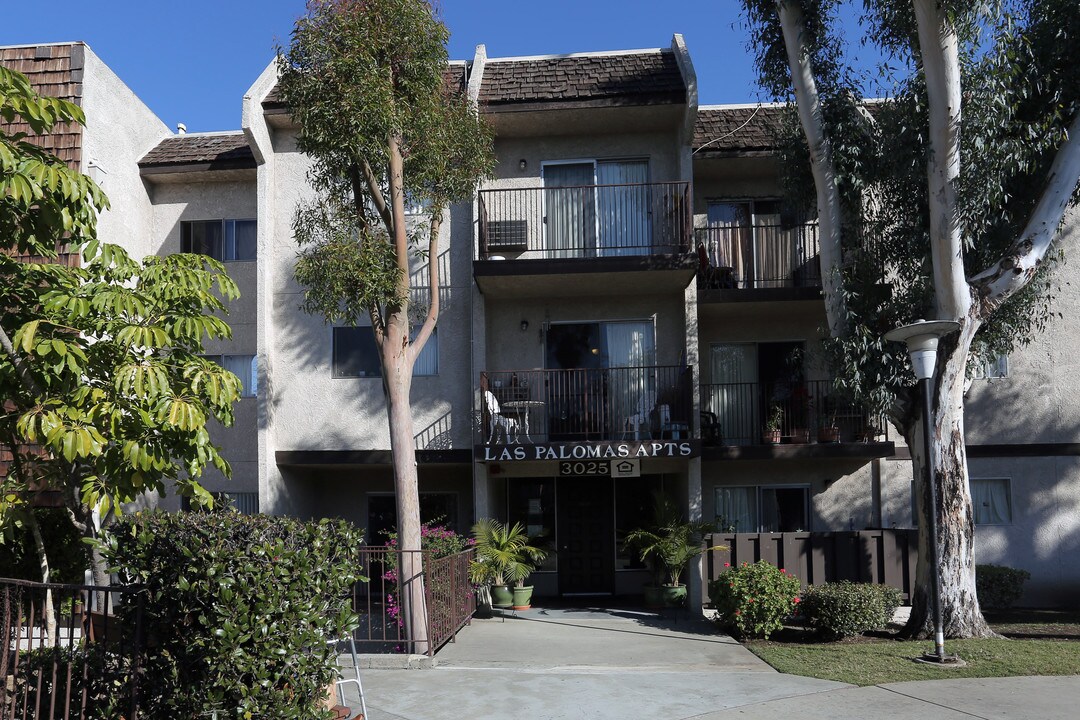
696;221;823;302
474;181;697;298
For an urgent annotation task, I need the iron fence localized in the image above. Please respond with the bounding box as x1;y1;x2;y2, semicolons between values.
351;547;475;657
1;577;145;720
479;366;695;444
696;223;821;289
703;530;919;603
699;379;883;446
478;181;692;259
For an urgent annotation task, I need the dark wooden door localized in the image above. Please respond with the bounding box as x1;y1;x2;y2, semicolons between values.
557;477;615;595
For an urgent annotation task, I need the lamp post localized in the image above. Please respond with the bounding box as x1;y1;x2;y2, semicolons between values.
884;319;959;663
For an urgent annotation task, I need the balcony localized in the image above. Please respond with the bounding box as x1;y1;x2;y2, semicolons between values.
699;379;893;460
478;366;694;448
474;182;696;297
696;222;822;302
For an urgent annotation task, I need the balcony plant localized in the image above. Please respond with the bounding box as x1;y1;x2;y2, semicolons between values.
763;403;784;445
470;519;547;610
625;493;721;608
817;397;840;443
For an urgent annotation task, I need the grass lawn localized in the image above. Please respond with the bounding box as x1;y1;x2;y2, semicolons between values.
745;610;1080;686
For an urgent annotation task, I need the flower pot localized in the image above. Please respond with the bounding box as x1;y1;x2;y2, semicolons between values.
511;585;535;610
490;584;513;608
818;426;840;443
643;584;665;611
661;584;687;608
763;429;782;445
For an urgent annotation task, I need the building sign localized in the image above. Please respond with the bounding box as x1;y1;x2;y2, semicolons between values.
477;440;698;463
610;458;641;478
558;460;609;476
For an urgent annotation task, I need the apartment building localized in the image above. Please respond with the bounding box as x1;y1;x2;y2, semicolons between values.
4;38;1078;606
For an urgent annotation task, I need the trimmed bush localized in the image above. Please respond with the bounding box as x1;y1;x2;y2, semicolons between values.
102;508;364;720
799;581;898;639
709;561;801;639
977;564;1031;609
876;583;904;623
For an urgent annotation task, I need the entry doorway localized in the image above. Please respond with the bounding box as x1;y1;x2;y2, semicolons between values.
556;477;615;595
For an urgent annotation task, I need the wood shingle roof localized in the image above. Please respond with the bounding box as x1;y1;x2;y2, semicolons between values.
0;43;85;169
693;105;788;155
479;50;685;109
138;132;255;170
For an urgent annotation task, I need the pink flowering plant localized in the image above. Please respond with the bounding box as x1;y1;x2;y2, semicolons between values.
382;521;474;633
708;560;801;639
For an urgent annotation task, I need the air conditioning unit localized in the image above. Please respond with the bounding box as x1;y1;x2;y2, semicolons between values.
487;220;528;251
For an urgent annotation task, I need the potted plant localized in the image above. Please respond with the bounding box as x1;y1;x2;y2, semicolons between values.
817;398;840;443
470;518;547;610
763;403;783;445
625;493;722;609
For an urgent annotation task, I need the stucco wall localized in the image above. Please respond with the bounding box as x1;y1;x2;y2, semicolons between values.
80;46;170;261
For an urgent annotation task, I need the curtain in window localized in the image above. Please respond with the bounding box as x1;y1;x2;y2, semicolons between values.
972;478;1011;524
412;329;439;376
596;160;650;257
716;487;757;532
226;220;257;261
605;321;656;438
544;163;596;258
708;344;758;445
752;203;796;288
706;202;752;286
223;355;257;397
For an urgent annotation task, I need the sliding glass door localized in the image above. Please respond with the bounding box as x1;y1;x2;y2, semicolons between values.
544;160;650;258
544;163;596;258
596;160;650;256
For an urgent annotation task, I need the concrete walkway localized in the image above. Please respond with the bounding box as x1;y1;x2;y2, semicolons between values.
341;605;1080;720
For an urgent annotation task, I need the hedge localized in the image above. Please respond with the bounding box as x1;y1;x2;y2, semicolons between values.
799;581;900;639
977;564;1031;609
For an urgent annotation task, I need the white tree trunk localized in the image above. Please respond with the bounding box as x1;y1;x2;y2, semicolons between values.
903;316;995;638
776;0;848;336
26;511;58;647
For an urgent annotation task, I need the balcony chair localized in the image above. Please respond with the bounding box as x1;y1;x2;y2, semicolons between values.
484;390;520;444
700;410;722;445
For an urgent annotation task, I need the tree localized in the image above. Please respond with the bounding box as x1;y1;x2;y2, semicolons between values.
276;0;493;652
0;64;243;638
741;0;1080;637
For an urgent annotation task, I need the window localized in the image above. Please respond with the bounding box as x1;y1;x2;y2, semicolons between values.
715;485;809;532
507;479;557;571
367;492;460;544
183;491;258;515
181;219;256;261
972;353;1009;380
203;354;257;397
971;478;1012;525
332;327;438;378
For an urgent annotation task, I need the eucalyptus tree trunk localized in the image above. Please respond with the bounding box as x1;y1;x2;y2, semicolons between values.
901;318;995;639
382;324;429;655
25;511;58;646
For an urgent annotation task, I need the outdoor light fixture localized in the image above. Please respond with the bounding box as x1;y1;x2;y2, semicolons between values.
520;320;529;332
884;319;961;665
518;159;527;171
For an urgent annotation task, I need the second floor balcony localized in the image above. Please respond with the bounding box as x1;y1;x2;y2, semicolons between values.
478;366;694;448
696;222;822;298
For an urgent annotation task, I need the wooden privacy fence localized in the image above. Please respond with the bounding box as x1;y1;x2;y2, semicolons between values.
352;547;475;657
703;530;919;603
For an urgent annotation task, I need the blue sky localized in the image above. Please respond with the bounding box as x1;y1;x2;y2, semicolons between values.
1;1;876;133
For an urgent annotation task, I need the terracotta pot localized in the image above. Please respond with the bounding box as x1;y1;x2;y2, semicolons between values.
818;426;840;443
763;429;782;445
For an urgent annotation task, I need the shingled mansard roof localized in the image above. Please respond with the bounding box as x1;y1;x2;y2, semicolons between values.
693;105;788;156
0;42;85;169
262;61;469;112
479;49;686;109
139;131;255;171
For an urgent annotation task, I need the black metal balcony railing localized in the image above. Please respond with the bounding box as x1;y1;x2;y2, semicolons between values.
478;182;692;260
479;366;694;444
699;379;884;446
696;223;821;289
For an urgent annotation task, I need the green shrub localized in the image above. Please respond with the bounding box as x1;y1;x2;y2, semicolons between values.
14;645;133;719
800;581;898;639
102;508;365;720
0;508;87;583
708;561;801;639
875;584;904;622
977;564;1031;609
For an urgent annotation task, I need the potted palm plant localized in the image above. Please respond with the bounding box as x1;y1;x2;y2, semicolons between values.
470;518;547;610
625;493;722;608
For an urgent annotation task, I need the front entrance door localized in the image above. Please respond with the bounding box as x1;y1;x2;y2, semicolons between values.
557;477;615;595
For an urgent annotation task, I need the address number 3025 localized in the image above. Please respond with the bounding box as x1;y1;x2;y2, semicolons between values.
558;460;609;476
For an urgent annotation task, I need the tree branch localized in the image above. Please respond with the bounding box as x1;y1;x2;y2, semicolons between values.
347;167;370;234
408;209;443;365
970;111;1080;312
776;0;848;337
360;159;394;233
0;323;44;397
913;0;970;319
